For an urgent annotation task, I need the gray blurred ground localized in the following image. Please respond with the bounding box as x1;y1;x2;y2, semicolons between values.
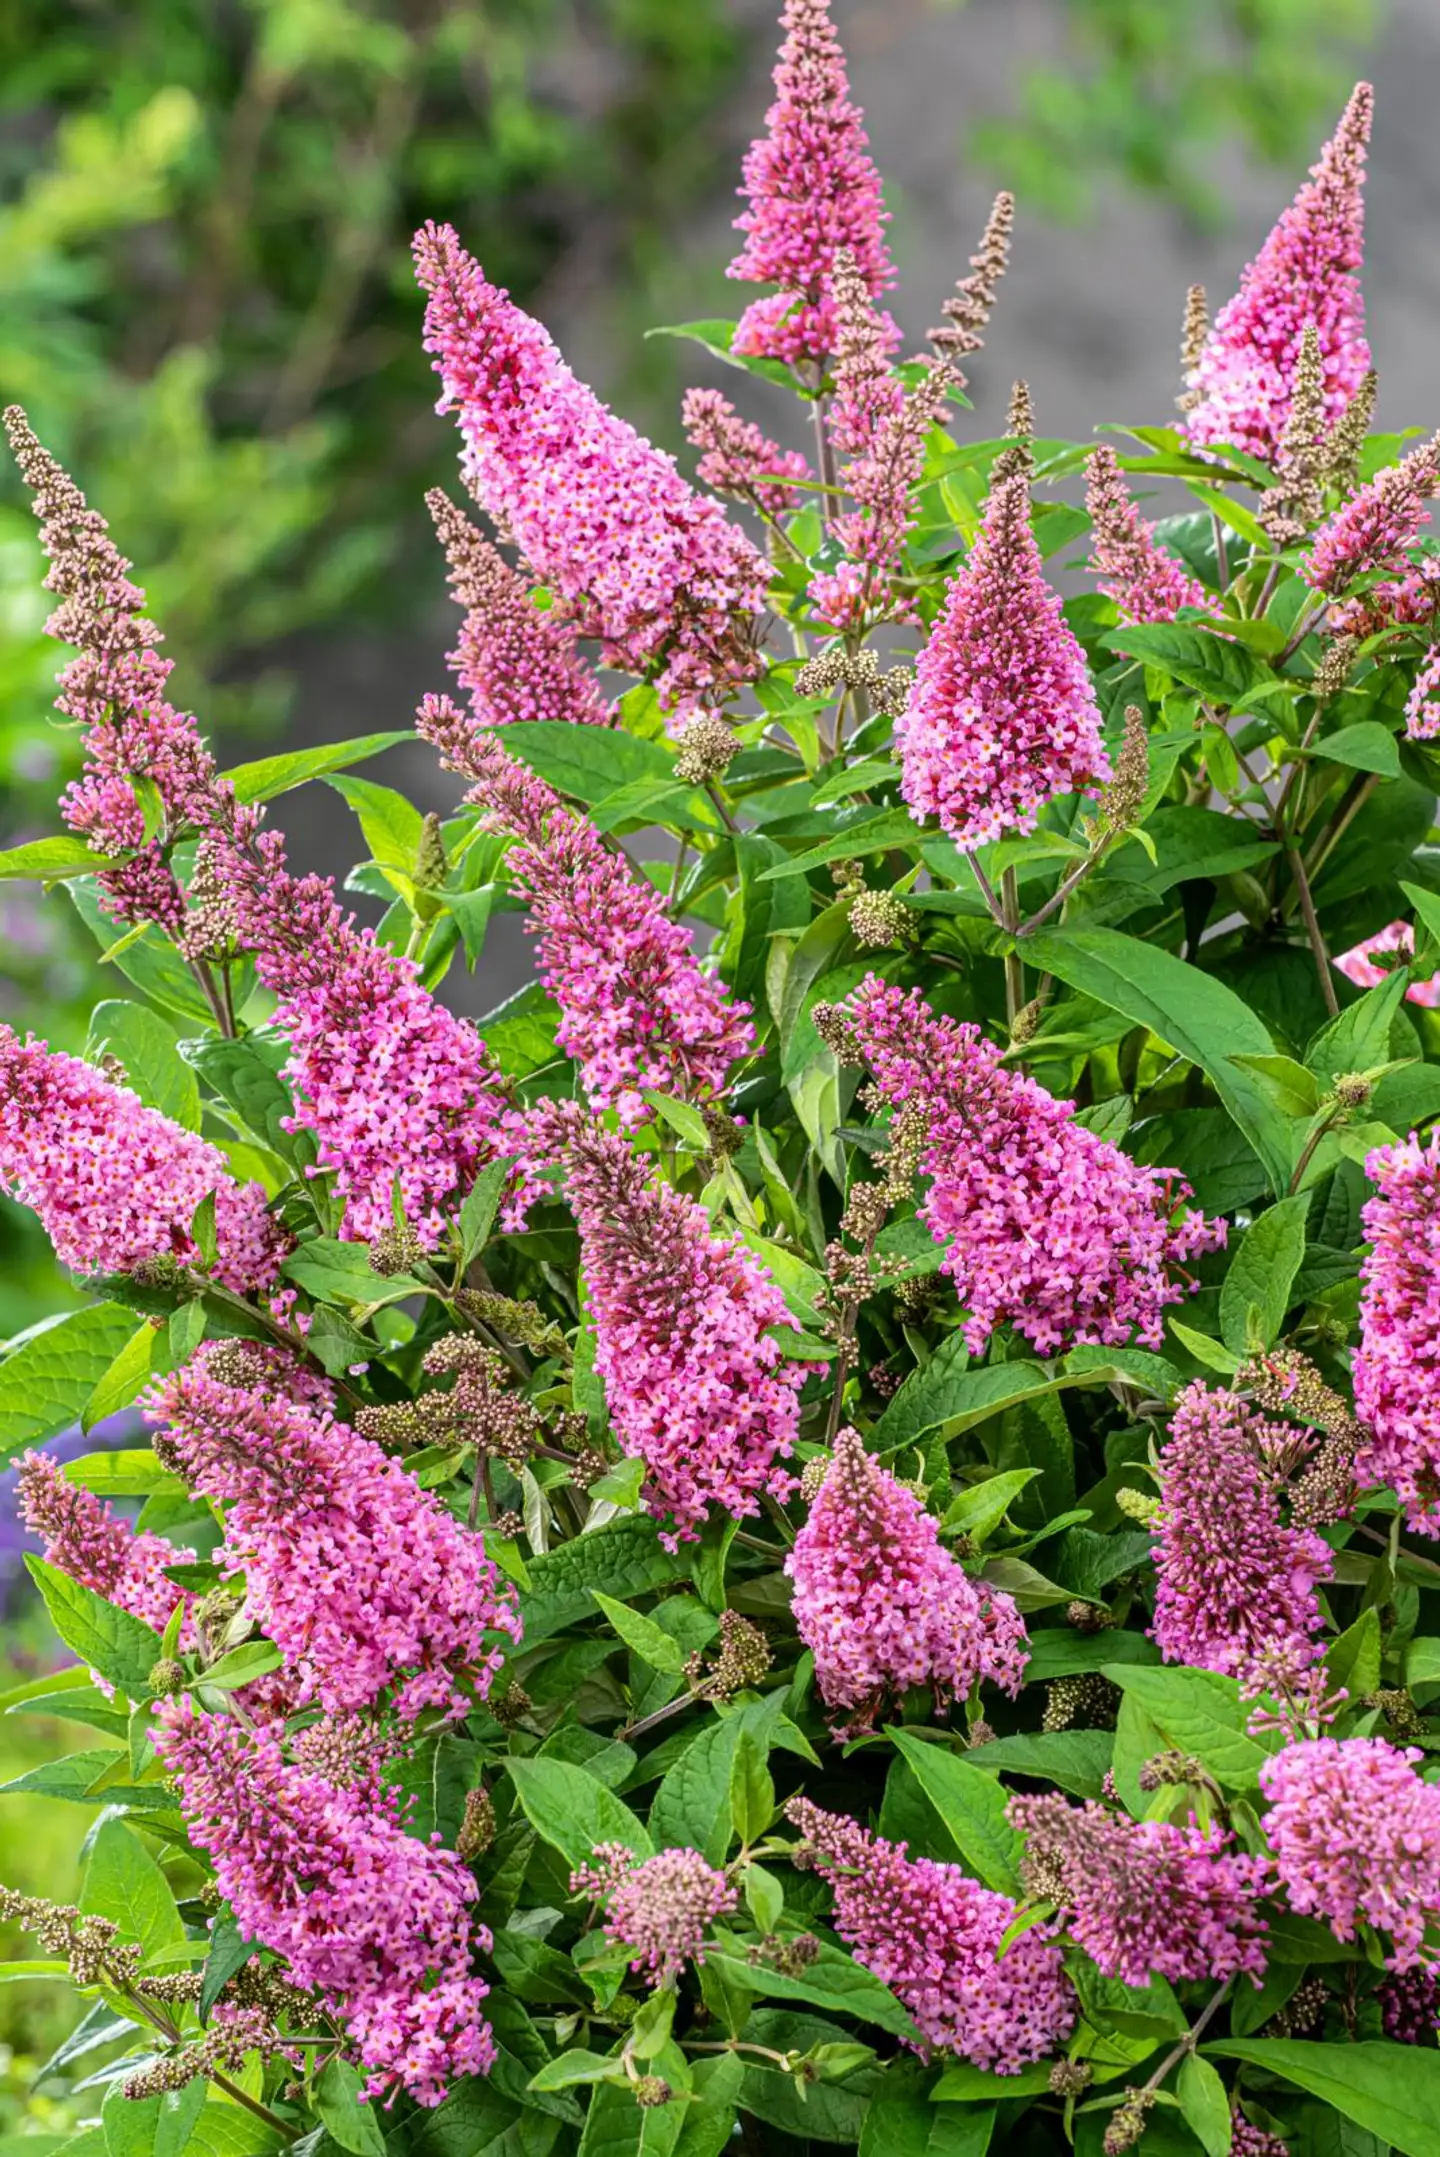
267;0;1440;1009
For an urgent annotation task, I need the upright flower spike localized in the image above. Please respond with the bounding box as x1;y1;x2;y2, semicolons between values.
1353;1133;1440;1533
726;0;896;367
895;473;1110;848
1259;1736;1440;1969
1009;1792;1270;1990
1085;445;1208;623
17;1453;194;1637
157;1703;495;2105
147;1353;521;1720
787;1426;1027;1731
1151;1382;1331;1683
681;389;810;520
1184;84;1373;462
221;831;514;1248
569;1844;737;1988
526;1101;803;1548
818;978;1223;1355
3;407;247;932
1406;648;1440;741
415;224;767;713
928;191;1015;382
425;489;610;729
419;710;753;1124
786;1799;1076;2073
0;1026;285;1292
1303;432;1440;594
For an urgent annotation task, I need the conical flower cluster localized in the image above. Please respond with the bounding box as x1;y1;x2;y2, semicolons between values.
1353;1132;1440;1534
1086;444;1208;623
1259;1736;1440;1970
17;1452;194;1637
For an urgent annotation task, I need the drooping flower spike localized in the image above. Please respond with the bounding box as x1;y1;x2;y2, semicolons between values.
17;1451;195;1638
1304;431;1440;594
1184;83;1373;462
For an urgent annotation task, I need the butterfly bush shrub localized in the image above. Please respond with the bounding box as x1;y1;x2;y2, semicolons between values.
5;7;1440;2152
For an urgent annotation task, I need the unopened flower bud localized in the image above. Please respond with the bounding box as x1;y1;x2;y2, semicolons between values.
1049;2060;1093;2097
848;888;910;949
148;1658;187;1697
1067;1599;1114;1634
633;2076;672;2108
675;714;737;786
1137;1749;1206;1792
799;1453;831;1503
1104;2090;1157;2155
1332;1071;1372;1110
415;812;448;890
457;1785;496;1861
1115;1485;1160;1526
370;1221;426;1277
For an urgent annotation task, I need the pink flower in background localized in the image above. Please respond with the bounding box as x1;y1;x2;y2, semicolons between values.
1405;647;1440;740
1303;431;1440;594
426;488;610;729
527;1102;803;1547
726;0;896;367
148;1353;520;1719
896;475;1110;848
570;1844;737;1987
224;831;515;1248
1334;919;1440;1007
682;388;810;520
787;1798;1075;2072
415;223;766;712
158;1703;494;2104
1260;1736;1440;1968
0;1026;284;1292
1010;1791;1270;1989
1185;84;1372;462
423;713;752;1123
1151;1383;1331;1682
788;1425;1027;1729
1086;444;1209;622
17;1452;194;1637
826;977;1223;1354
1354;1133;1440;1534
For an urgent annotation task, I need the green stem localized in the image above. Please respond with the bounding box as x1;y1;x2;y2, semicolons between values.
1285;842;1339;1019
1001;867;1023;1027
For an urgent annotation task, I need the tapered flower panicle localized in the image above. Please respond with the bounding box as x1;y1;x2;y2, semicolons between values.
787;1427;1027;1729
526;1101;803;1546
681;389;810;520
426;490;609;729
1303;432;1440;594
17;1452;193;1637
1259;1737;1440;1969
820;978;1222;1355
157;1704;494;2104
1354;1133;1440;1532
1185;84;1373;461
1009;1792;1269;1989
422;713;752;1123
415;223;766;711
147;1355;520;1719
570;1844;737;1987
1151;1383;1330;1682
928;191;1014;381
787;1799;1075;2073
726;0;895;367
895;475;1109;847
4;407;246;931
223;832;513;1248
1406;649;1440;741
1086;446;1208;623
0;1026;284;1291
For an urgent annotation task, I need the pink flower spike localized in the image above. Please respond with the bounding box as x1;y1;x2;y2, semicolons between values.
17;1452;194;1637
1354;1132;1440;1532
726;0;896;369
1260;1735;1440;1969
426;489;610;729
787;1426;1027;1732
414;224;767;712
1406;647;1440;741
1334;920;1440;1008
569;1844;737;1988
681;388;810;520
0;1026;285;1292
525;1101;804;1547
787;1798;1076;2073
895;474;1110;849
1185;84;1373;463
157;1703;495;2105
1304;432;1440;594
1086;445;1209;623
1151;1382;1331;1682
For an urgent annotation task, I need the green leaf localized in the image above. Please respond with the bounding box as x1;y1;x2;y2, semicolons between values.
87;1002;200;1129
458;1156;514;1267
199;1919;257;2023
314;2060;386;2157
527;2049;627;2093
1219;1193;1308;1354
280;1238;419;1304
222;731;411;805
1025;928;1290;1191
1326;1608;1382;1700
1177;2054;1232;2157
728;1730;775;1846
81;1329;160;1436
1307;973;1409;1089
1137;807;1279;893
648;1713;749;1868
760;809;920;880
1229;1054;1321;1120
8;1682;131;1742
103;2077;206;2157
944;1469;1041;1546
519;1519;684;1648
1105;1666;1270;1788
179;1033;309;1171
25;1559;164;1699
0;835;113;882
199;1640;283;1691
860;2079;995;2156
68;878;214;1025
167;1300;207;1367
1206;2041;1440;2157
506;1756;651;1869
707;1939;921;2043
0;1304;146;1462
1167;1319;1241;1375
589;1591;688;1676
1312;722;1401;777
326;774;426;873
80;1816;183;1963
499;722;680;807
1105;622;1275;710
964;1728;1114;1800
0;1747;175;1809
576;2069;688;2157
886;1731;1022;1892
